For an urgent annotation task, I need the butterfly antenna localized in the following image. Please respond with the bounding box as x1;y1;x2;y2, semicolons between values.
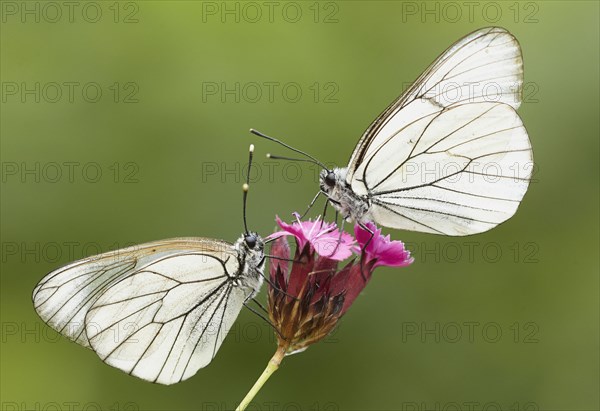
249;128;328;170
242;144;254;234
266;153;324;168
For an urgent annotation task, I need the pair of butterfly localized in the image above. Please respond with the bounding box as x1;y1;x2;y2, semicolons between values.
33;27;533;385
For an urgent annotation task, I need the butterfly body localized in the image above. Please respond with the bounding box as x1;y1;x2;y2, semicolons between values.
320;167;370;224
232;232;265;294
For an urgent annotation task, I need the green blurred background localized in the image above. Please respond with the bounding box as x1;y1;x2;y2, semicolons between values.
1;1;598;410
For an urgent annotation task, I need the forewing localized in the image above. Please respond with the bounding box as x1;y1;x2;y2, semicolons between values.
84;250;251;384
359;102;532;235
347;27;524;182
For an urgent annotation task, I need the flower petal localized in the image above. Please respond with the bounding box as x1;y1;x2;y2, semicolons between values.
311;230;355;261
270;214;355;261
354;222;414;268
268;216;308;250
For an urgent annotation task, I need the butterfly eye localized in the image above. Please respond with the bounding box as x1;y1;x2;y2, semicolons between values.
324;171;336;187
245;235;257;249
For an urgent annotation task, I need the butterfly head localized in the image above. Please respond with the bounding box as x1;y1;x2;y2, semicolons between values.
237;231;264;258
235;232;265;275
243;232;263;251
319;168;346;195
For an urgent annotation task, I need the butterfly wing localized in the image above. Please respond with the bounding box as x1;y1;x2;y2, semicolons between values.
360;102;531;235
347;27;524;179
33;238;252;384
345;27;531;235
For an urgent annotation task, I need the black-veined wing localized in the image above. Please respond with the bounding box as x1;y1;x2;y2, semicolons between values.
33;238;252;384
345;27;531;235
357;102;532;235
347;26;524;182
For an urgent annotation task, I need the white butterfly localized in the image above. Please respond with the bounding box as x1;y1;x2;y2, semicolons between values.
33;147;266;385
254;27;533;236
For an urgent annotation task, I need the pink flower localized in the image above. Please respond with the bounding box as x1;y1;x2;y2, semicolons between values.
268;214;354;261
354;222;414;268
268;234;362;354
267;215;414;355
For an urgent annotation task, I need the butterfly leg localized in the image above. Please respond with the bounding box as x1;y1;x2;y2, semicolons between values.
319;197;329;229
299;191;322;220
325;217;346;258
266;254;301;264
243;300;284;339
357;221;375;282
257;270;298;301
250;297;268;313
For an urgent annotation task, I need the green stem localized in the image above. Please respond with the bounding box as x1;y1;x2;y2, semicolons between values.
236;344;288;411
